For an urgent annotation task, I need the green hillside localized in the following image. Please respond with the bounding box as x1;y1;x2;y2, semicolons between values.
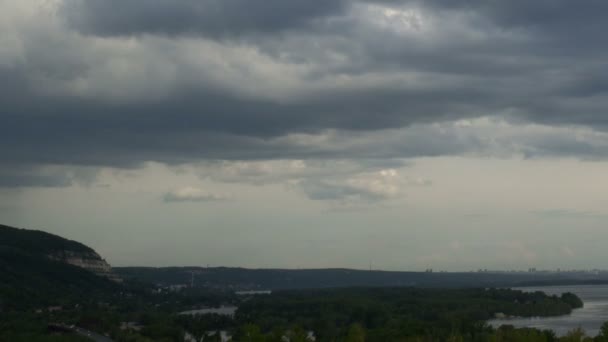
0;224;94;256
0;224;117;311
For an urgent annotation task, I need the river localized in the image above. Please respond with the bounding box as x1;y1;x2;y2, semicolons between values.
488;284;608;336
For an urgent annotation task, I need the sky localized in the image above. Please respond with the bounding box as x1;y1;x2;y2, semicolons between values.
2;0;608;271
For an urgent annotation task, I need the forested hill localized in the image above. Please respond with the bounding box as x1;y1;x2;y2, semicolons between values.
116;266;608;290
0;224;116;278
0;224;117;311
0;224;94;255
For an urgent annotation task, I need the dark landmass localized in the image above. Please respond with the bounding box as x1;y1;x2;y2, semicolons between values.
1;223;604;341
231;287;583;341
0;224;94;255
516;279;608;287
115;266;608;290
0;224;118;311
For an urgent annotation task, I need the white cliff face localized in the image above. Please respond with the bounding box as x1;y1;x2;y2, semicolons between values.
47;250;121;282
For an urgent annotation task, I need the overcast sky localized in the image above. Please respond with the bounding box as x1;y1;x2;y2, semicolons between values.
2;0;608;271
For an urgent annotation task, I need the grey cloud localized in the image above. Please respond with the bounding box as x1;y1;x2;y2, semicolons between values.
298;169;402;203
414;0;608;35
0;166;73;188
163;187;230;203
0;164;99;188
195;159;410;185
300;180;374;201
3;0;608;188
299;180;389;202
62;0;349;38
63;0;608;44
530;209;606;219
188;160;406;203
0;81;485;168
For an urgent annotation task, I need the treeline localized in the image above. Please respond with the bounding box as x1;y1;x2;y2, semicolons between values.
210;323;608;342
0;284;593;341
115;266;607;290
231;287;583;341
0;247;118;311
0;224;94;256
211;322;608;342
0;224;119;312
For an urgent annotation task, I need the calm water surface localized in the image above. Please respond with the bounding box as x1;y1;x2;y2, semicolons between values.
489;285;608;336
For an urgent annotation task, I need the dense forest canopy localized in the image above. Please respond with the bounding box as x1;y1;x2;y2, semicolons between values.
232;287;583;341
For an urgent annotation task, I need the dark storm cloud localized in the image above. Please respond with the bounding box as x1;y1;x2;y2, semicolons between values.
0;164;99;188
54;0;608;127
3;0;608;187
415;0;608;35
63;0;608;54
62;0;350;38
0;165;73;188
0;65;490;168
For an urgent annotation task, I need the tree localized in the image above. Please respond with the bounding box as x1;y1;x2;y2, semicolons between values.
234;324;266;342
345;323;365;342
596;322;608;342
560;327;588;342
286;326;311;342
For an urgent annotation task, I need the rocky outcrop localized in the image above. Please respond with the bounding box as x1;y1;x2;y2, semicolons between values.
48;250;122;282
0;224;122;282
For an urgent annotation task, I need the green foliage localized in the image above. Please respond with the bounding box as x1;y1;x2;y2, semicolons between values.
345;323;366;342
560;327;590;342
0;224;94;256
560;293;584;309
597;322;608;342
0;333;90;341
233;324;267;342
487;325;556;342
233;288;583;341
0;230;117;311
0;283;599;342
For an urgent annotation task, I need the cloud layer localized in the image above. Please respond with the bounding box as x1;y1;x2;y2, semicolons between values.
2;0;608;189
163;187;230;203
63;0;350;38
